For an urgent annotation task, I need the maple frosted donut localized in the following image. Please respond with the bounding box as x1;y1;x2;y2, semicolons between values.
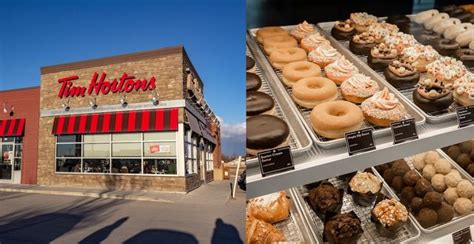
325;57;359;85
340;74;380;103
308;45;342;68
350;12;377;32
310;100;364;139
413;9;439;24
281;61;322;87
290;21;315;42
269;47;307;69
263;35;298;54
361;87;408;127
256;26;288;43
455;29;474;47
424;13;449;30
292;77;338;108
300;33;330;52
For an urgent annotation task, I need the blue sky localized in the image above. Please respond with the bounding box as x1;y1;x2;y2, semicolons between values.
0;0;245;124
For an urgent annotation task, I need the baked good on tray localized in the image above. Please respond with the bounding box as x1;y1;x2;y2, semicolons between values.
432;38;460;56
256;26;288;44
350;12;377;33
247;56;255;70
371;197;409;236
269;47;307;69
349;32;378;55
247;91;275;116
310;100;364;139
340;73;380;104
412;76;453;113
247;191;290;224
301;32;330;52
308;45;342;68
367;43;398;71
325;57;359;85
361;87;408;127
263;35;298;55
348;171;382;206
246;215;286;244
323;211;363;244
307;182;344;221
331;19;356;41
454;48;474;67
290;20;316;42
442;140;474;177
426;57;466;84
281;60;322;87
247;72;262;91
246;115;289;156
452;72;474;106
400;44;439;72
292;77;337;108
383;60;419;89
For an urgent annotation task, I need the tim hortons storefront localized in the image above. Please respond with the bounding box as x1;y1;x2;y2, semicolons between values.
37;46;221;192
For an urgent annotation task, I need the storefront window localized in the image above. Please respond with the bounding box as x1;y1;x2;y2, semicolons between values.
55;132;178;175
144;159;177;174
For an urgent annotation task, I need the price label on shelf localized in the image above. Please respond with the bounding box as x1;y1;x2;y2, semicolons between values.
344;128;376;156
390;118;418;144
257;146;294;177
456;105;474;128
451;226;472;244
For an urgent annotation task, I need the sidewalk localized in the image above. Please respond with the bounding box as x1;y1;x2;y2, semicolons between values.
0;180;244;204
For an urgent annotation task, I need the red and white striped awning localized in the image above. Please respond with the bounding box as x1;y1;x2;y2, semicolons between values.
52;108;178;135
0;119;26;137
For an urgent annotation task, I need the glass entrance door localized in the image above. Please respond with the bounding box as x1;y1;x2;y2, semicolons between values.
0;137;22;183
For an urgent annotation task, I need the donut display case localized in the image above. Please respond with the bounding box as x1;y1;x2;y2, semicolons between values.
246;46;312;165
442;140;474;182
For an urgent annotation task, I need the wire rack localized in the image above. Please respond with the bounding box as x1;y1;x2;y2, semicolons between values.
295;175;420;243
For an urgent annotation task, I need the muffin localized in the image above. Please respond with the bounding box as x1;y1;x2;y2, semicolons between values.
371;198;409;236
324;211;363;244
416;208;438;228
348;172;382;206
307;182;344;221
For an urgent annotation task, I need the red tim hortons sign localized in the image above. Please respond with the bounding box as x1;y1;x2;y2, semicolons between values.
57;72;157;98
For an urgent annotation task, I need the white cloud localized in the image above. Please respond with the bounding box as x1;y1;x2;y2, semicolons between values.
220;120;246;139
218;118;246;156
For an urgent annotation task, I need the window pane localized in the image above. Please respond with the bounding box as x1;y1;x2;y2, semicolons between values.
112;143;141;157
2;144;14;164
57;144;81;157
84;144;110;157
2;137;14;143
15;144;22;157
143;132;176;141
144;159;176;175
111;159;141;174
57;135;82;143
144;142;176;157
15;137;23;143
56;158;81;172
14;158;21;171
84;134;110;143
112;133;141;142
83;159;110;173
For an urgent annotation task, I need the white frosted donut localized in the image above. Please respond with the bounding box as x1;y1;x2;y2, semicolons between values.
413;9;439;24
433;18;461;34
444;23;474;40
470;40;474;49
455;30;474;47
424;13;449;30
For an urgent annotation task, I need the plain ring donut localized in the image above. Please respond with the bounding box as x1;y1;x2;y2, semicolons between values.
282;61;321;87
256;26;288;43
310;100;364;139
269;47;307;69
263;35;298;54
292;77;338;108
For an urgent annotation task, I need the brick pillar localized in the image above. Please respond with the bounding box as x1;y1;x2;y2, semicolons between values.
211;121;222;169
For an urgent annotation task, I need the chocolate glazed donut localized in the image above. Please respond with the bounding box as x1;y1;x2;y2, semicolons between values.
433;39;460;57
246;91;275;116
246;56;255;70
247;115;289;152
349;40;375;56
384;64;419;89
455;48;474;67
413;90;453;113
368;55;396;71
246;72;262;91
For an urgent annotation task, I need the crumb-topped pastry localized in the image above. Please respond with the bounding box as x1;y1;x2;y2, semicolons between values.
384;60;420;89
349;31;379;55
426;57;467;84
324;211;363;244
290;20;315;42
371;198;409;235
383;32;417;53
341;73;380;103
368;22;400;37
401;44;439;72
368;43;399;71
350;12;377;32
308;44;342;68
453;72;474;106
325;57;359;85
361;87;408;127
413;76;454;113
349;171;382;206
247;191;290;224
331;19;356;40
246;215;286;244
300;32;330;52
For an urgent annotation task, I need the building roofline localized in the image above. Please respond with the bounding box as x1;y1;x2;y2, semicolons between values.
0;86;41;93
41;45;184;75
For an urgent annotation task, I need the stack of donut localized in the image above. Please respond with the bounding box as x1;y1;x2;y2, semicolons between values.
246;52;290;156
256;21;410;140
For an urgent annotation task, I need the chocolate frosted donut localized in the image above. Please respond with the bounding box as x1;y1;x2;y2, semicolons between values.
367;43;398;71
455;48;474;67
247;115;289;154
349;32;377;55
246;56;255;70
331;19;356;40
433;39;460;56
413;77;453;113
384;61;419;89
246;91;275;116
416;29;440;45
246;72;262;91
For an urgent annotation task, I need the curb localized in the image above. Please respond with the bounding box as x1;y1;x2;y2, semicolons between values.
0;187;175;203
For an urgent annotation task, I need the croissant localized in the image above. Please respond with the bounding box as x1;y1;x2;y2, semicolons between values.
247;191;290;224
246;216;285;244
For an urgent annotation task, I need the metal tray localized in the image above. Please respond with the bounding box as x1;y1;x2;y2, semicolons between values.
291;172;421;243
246;44;312;166
248;190;318;243
247;26;426;149
440;143;474;182
372;149;473;233
317;21;474;124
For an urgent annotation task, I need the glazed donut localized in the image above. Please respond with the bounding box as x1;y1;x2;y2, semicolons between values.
256;26;288;43
413;9;439;24
433;18;461;34
263;35;298;54
292;77;338;108
455;29;474;47
424;13;449;30
281;61;322;87
443;23;474;40
269;47;307;69
310;100;364;139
